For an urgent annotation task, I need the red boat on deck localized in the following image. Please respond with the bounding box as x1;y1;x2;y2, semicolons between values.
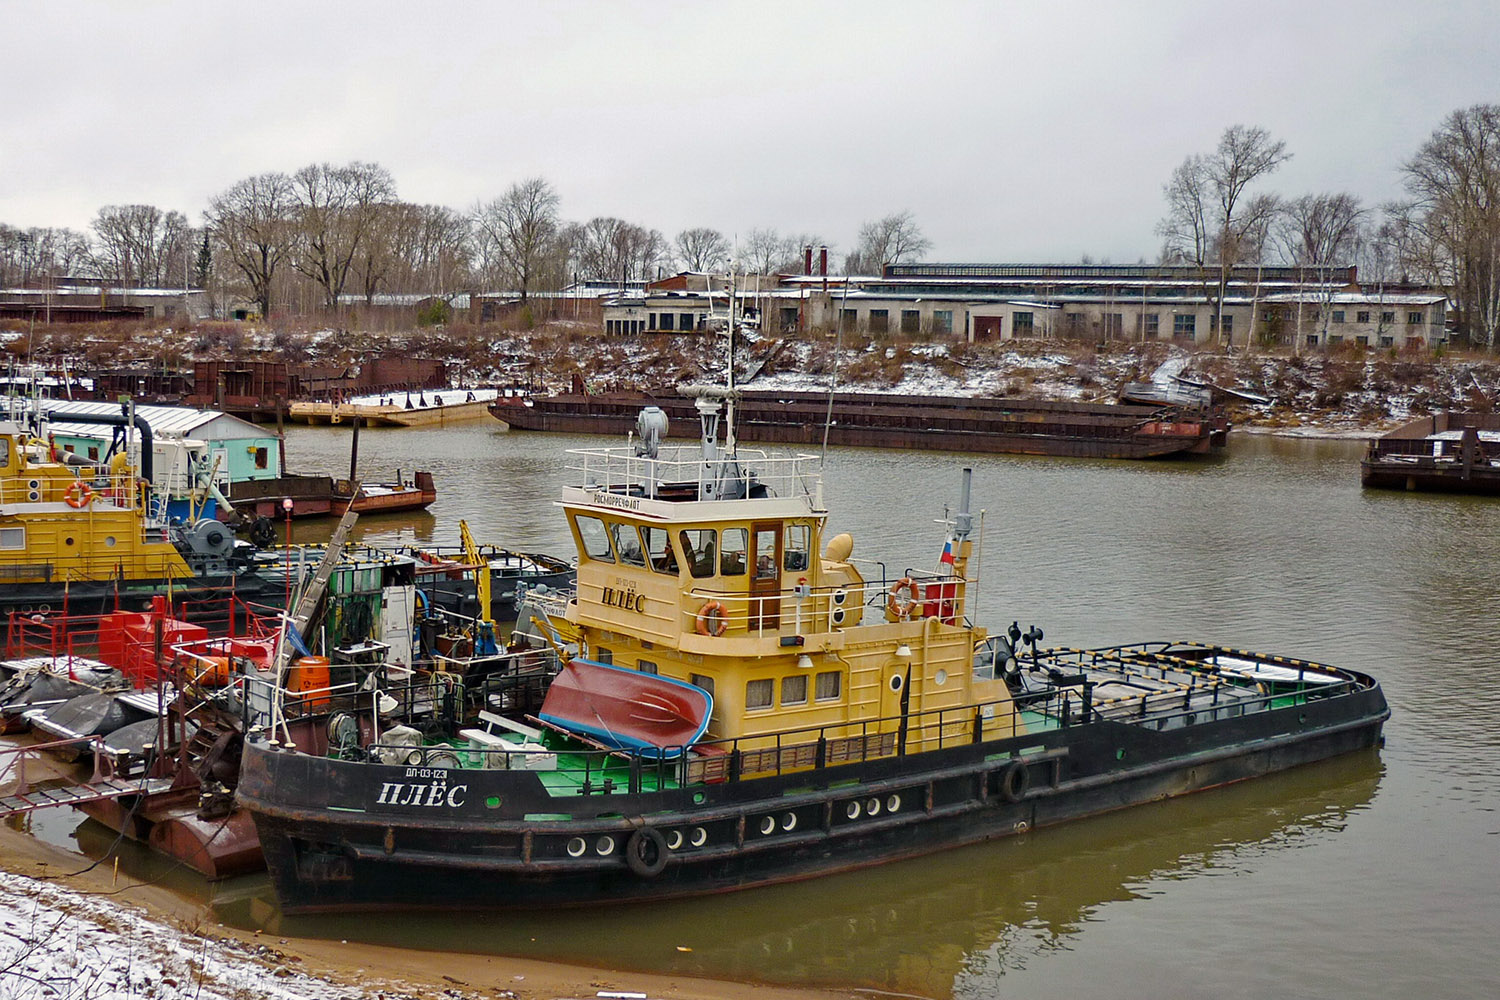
538;659;713;759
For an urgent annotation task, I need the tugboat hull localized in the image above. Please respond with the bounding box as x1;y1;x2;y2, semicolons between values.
240;683;1387;913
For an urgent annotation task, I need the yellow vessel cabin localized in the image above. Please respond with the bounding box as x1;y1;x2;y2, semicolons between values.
0;417;197;587
557;390;1021;770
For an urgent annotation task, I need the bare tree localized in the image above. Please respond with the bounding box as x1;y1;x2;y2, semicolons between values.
849;211;931;275
1157;125;1290;346
472;177;560;300
1401;103;1500;348
674;227;729;272
205;171;297;321
740;228;785;274
1275;192;1366;350
289;161;397;309
90;204;189;286
574;217;663;285
0;225;89;285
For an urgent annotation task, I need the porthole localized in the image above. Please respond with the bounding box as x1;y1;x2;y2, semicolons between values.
934;669;948;686
566;837;587;858
886;794;901;813
690;826;708;847
666;829;684;850
104;536;117;547
845;801;862;820
759;816;776;835
866;797;882;816
781;812;797;831
595;835;616;856
888;674;903;693
64;537;75;547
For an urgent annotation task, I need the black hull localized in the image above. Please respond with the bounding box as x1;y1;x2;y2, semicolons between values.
239;686;1387;913
0;574;284;639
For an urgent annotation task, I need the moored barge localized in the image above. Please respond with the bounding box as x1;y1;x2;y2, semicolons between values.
491;389;1227;459
1361;411;1500;494
237;390;1384;912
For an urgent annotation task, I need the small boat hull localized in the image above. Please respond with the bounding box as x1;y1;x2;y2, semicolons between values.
538;659;712;757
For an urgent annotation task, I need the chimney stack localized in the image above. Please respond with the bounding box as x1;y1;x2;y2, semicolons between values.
803;245;813;276
818;245;828;276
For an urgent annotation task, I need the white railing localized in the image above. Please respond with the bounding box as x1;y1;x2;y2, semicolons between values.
567;444;821;502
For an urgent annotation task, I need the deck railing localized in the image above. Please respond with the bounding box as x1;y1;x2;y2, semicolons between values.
567;444;821;503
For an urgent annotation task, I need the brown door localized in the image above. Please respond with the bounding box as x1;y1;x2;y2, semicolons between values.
750;522;782;631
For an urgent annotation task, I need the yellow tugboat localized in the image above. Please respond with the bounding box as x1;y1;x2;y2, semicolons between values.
238;383;1388;912
0;411;276;631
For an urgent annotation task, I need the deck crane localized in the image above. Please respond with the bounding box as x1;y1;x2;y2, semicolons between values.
459;519;499;656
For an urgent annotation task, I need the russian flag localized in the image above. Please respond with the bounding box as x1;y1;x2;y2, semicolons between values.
939;536;956;567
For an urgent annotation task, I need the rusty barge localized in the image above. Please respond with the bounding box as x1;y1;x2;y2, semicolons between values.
1361;412;1500;495
491;389;1228;459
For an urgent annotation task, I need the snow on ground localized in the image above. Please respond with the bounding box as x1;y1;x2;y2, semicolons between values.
0;870;391;1000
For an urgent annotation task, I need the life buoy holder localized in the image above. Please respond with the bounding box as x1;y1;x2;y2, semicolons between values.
64;481;93;509
625;826;669;878
887;577;919;620
695;600;728;636
999;759;1030;803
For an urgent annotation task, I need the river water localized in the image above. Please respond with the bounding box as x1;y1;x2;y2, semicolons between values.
67;421;1500;997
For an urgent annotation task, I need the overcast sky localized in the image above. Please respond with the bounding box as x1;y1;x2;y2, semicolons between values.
1;0;1495;264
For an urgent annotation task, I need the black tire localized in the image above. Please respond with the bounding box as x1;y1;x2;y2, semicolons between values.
999;759;1030;803
625;827;669;878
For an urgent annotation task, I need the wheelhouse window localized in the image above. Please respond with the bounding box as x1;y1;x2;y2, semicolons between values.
642;526;678;574
746;678;773;711
611;523;645;567
815;670;842;702
680;529;717;578
781;674;807;706
783;524;810;572
720;528;748;575
689;673;715;697
576;516;614;562
637;659;658;675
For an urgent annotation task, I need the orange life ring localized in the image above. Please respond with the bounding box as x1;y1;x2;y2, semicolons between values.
695;600;729;637
887;577;919;620
64;480;93;509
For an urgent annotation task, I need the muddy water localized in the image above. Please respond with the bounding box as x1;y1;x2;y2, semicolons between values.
47;422;1500;998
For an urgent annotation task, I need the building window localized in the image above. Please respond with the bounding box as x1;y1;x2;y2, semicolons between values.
868;309;888;333
780;307;798;331
1102;313;1122;338
1144;313;1159;336
87;446;99;461
1332;311;1345;324
1065;312;1084;332
746;678;773;711
841;308;857;332
1381;311;1394;324
1306;334;1319;347
781;674;807;706
689;673;715;697
1329;334;1344;345
901;309;920;333
648;312;658;330
1408;311;1424;325
637;659;658;675
1356;311;1370;324
1379;336;1394;348
815;670;842;702
933;310;953;334
1013;311;1034;337
254;447;269;469
1356;335;1369;346
1173;314;1196;338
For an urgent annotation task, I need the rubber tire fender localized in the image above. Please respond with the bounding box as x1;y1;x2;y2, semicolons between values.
625;826;669;878
999;759;1030;803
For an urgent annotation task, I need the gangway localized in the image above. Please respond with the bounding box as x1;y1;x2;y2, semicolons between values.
0;735;173;818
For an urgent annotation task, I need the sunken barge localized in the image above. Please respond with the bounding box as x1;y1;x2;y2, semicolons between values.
491;390;1228;459
1361;412;1500;495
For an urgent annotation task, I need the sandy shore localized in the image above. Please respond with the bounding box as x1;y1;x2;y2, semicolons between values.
0;819;855;1000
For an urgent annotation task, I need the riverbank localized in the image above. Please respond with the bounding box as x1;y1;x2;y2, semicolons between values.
0;824;849;1000
23;321;1500;438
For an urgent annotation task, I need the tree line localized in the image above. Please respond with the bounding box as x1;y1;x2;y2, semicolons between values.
1156;104;1500;347
0;161;930;322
